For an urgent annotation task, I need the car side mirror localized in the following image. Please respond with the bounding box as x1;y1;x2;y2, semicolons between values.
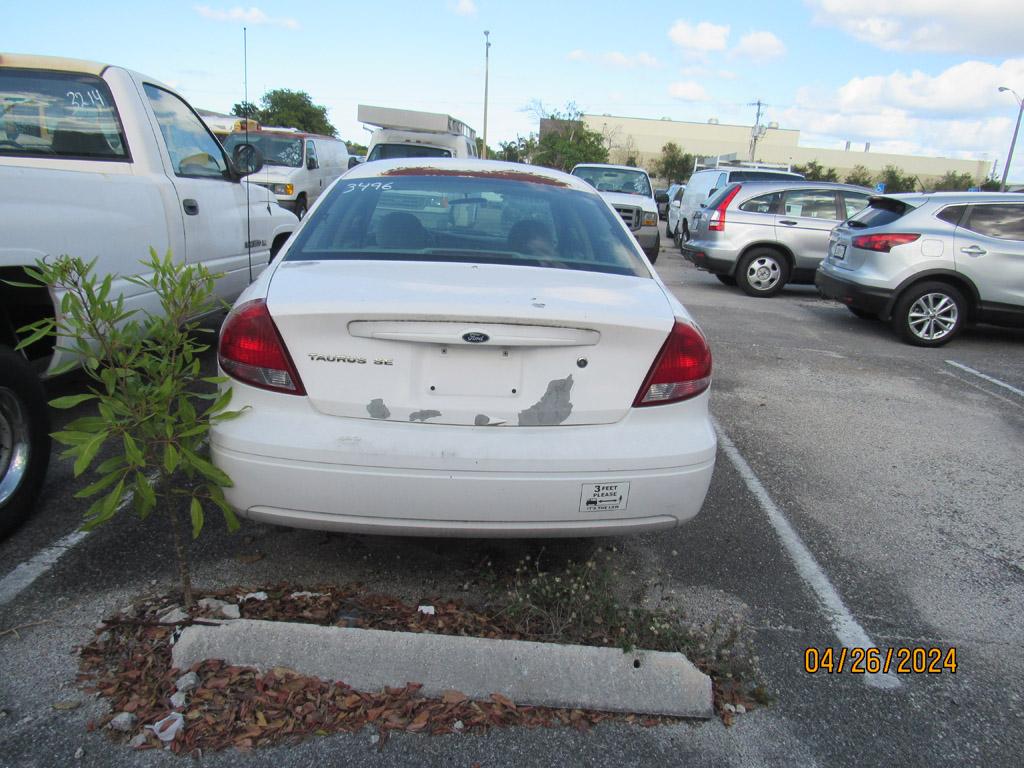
655;191;669;204
230;143;264;177
348;156;361;169
307;156;319;170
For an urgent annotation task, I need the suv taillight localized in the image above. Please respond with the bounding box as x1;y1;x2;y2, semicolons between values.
219;299;306;395
633;320;712;406
708;185;742;232
852;233;920;252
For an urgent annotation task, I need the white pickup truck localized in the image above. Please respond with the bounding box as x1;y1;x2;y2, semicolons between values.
0;53;298;536
569;164;661;262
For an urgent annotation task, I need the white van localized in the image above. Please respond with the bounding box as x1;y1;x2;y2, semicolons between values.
360;105;478;161
223;129;350;219
678;166;803;241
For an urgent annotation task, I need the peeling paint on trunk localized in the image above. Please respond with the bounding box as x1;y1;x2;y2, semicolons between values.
409;410;442;423
474;414;491;426
366;399;391;419
517;376;574;426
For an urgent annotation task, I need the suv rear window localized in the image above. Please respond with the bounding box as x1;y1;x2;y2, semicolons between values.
847;198;911;229
0;68;129;160
286;174;650;277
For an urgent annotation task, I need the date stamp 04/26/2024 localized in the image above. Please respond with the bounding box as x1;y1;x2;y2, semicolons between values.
804;647;958;675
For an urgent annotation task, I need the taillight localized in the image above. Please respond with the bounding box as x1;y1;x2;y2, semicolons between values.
218;299;306;395
852;233;920;252
708;185;742;231
633;320;712;406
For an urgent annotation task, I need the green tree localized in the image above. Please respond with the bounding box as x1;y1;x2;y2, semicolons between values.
533;103;608;171
497;135;537;163
844;165;874;187
931;171;975;191
653;142;694;183
877;165;918;193
12;252;244;608
230;100;259;119
256;89;336;136
794;160;839;182
345;141;367;156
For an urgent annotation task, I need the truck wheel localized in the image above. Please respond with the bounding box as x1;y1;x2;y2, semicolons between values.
738;248;789;297
645;234;660;264
294;195;308;220
891;281;965;347
0;347;50;538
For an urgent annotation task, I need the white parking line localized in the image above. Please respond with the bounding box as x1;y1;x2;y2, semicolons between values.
945;360;1024;399
0;466;159;609
712;418;901;690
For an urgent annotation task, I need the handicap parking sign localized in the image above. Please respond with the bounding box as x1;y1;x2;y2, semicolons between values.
874;182;886;193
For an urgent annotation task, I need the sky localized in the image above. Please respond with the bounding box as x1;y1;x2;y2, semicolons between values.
4;0;1024;181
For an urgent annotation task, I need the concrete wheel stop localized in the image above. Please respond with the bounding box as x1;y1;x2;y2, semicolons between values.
172;619;713;719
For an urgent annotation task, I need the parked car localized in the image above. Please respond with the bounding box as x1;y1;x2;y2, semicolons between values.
0;52;297;537
570;163;661;261
655;187;670;219
666;183;686;241
211;159;716;537
223;130;349;219
681;181;872;296
677;167;804;243
816;192;1024;346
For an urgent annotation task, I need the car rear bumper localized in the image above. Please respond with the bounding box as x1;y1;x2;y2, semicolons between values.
680;244;736;275
814;267;893;316
211;383;716;537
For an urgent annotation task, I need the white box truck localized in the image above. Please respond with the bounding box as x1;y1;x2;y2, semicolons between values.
360;105;478;161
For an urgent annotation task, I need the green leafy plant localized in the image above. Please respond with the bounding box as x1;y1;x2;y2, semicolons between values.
11;250;245;607
653;142;695;184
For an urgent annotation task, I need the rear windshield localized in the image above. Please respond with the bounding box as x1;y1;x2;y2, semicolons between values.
367;144;452;161
285;174;650;277
571;167;652;197
0;68;128;160
223;133;303;167
847;198;912;229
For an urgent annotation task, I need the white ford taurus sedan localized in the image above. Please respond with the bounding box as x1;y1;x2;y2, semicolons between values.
211;159;716;537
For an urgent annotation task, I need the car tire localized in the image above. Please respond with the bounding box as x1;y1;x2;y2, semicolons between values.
847;306;877;320
645;234;660;264
0;347;51;539
715;274;737;286
891;281;965;347
737;248;789;297
294;195;308;220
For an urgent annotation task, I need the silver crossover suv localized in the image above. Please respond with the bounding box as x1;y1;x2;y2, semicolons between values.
815;193;1024;346
681;181;872;296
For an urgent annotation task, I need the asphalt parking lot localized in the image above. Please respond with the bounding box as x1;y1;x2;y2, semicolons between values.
1;242;1022;767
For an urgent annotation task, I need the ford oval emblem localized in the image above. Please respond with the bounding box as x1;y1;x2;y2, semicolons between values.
462;332;489;343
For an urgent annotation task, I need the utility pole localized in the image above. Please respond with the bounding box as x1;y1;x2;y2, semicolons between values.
998;86;1022;192
748;99;767;162
482;30;491;160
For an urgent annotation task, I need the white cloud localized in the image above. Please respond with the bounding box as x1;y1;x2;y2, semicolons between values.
668;21;730;54
451;0;477;16
811;58;1024;118
731;31;786;63
194;5;299;29
807;0;1024;54
566;50;660;68
668;81;710;102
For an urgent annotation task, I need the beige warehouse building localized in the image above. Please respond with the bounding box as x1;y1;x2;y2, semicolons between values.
578;114;991;185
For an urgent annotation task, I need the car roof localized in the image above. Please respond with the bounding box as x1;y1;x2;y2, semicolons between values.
571;163;649;174
727;180;874;195
881;192;1024;204
0;52;107;75
347;158;596;192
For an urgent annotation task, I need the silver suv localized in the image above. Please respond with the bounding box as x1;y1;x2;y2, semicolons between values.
815;193;1024;346
681;181;872;296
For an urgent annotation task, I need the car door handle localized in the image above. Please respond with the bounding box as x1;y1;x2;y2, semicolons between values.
183;199;199;216
779;220;798;226
960;245;986;256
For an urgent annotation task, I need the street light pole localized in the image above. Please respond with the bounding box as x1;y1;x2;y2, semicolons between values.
998;86;1023;192
482;30;491;160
